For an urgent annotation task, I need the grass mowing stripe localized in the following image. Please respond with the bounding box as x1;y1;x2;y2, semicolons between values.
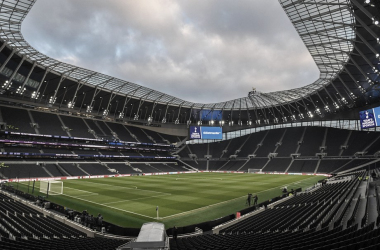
14;173;325;228
103;194;172;205
160;175;316;219
78;180;171;195
60;193;157;219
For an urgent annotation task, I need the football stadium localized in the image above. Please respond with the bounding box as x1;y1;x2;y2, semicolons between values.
0;0;379;249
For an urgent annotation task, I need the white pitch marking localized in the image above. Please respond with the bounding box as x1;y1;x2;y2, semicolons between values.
79;180;171;195
160;177;316;219
61;193;156;219
103;193;171;205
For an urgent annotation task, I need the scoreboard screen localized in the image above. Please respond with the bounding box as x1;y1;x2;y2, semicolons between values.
359;106;380;129
189;126;223;140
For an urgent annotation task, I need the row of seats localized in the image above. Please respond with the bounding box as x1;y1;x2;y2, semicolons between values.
0;192;128;250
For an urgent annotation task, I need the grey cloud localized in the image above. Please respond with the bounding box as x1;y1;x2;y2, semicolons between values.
22;0;319;104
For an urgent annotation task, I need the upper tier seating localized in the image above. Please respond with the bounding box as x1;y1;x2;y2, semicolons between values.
1;107;35;133
30;111;67;136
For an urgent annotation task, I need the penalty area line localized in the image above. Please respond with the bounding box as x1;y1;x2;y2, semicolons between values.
80;181;169;195
61;193;156;219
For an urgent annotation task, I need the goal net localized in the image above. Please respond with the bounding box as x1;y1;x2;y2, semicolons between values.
40;181;63;195
248;169;263;174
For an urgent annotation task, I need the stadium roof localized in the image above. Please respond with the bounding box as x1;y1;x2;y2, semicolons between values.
0;0;379;125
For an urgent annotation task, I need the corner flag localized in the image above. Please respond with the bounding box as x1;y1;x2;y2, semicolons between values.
156;206;159;219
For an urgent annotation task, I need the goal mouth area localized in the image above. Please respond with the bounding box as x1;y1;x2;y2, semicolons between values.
247;169;263;173
39;180;63;195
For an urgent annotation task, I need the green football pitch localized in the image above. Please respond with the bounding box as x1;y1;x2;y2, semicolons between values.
16;173;325;228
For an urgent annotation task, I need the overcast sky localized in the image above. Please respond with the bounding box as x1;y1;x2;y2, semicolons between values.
22;0;319;104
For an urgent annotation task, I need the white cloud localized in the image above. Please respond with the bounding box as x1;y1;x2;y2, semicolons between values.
22;0;319;103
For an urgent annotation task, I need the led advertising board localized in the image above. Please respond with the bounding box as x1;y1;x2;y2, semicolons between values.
359;106;380;129
189;126;223;140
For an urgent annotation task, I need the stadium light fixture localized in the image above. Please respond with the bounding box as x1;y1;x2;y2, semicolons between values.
256;120;261;125
315;108;321;116
341;97;348;105
324;106;330;112
228;120;234;126
119;112;124;119
86;105;93;113
16;86;26;94
238;120;242;126
2;80;12;90
359;86;366;94
197;120;202;125
298;113;304;119
219;120;225;126
31;91;40;99
102;109;109;117
162;118;166;123
48;96;56;104
307;111;313;118
247;120;252;126
67;101;74;109
133;114;139;120
175;118;179;124
209;120;214;125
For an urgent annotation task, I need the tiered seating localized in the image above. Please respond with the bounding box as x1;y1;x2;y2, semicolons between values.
254;129;284;157
238;132;266;157
187;143;207;159
171;174;380;250
288;160;318;173
84;119;105;137
1;107;35;133
240;158;268;172
218;160;246;171
59;115;94;138
59;163;87;176
342;131;376;156
1;164;50;178
44;164;69;177
171;224;380;250
298;127;325;156
276;128;303;157
0;237;128;250
0;193;128;250
79;164;110;175
127;126;152;143
105;123;136;142
30;111;67;136
324;128;349;156
263;158;291;172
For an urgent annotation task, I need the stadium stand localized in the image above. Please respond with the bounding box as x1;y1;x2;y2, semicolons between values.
0;0;379;248
170;171;380;250
0;192;128;250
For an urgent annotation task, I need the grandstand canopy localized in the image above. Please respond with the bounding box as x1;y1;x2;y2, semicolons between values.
0;0;379;127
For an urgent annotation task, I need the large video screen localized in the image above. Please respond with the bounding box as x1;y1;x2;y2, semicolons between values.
189;126;223;140
359;106;380;129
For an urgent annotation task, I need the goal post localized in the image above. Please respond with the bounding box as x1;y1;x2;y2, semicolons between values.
40;180;63;195
248;169;263;174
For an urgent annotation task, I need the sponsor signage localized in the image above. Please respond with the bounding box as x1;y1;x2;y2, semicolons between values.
189;126;223;140
359;107;380;129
